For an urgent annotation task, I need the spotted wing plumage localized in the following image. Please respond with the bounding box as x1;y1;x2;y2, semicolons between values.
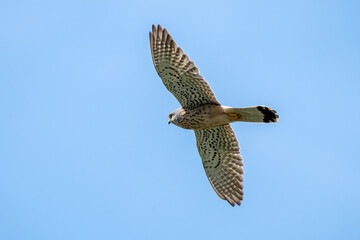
149;25;219;109
194;124;244;206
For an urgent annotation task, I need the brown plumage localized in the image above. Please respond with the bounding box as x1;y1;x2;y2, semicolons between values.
150;25;279;206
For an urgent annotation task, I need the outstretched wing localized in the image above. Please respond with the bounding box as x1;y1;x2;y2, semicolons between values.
149;25;219;109
194;124;244;206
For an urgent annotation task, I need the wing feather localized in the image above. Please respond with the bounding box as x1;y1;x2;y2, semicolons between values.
194;124;244;206
150;25;219;109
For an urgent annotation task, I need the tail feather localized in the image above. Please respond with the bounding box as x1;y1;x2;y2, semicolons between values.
224;106;279;123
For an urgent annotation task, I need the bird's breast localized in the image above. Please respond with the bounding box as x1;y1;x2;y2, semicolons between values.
174;105;230;130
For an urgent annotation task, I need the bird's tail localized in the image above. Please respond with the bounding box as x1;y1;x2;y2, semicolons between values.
223;106;279;123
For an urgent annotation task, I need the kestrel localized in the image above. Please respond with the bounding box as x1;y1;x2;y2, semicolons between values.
149;25;279;206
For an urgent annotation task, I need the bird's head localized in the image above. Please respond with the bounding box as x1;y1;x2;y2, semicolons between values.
168;108;182;125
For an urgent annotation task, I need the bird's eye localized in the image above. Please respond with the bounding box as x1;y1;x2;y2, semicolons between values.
169;114;173;119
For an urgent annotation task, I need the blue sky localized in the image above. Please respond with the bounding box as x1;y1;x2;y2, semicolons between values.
1;0;359;239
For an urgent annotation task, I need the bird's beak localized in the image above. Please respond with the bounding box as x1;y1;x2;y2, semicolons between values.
168;119;171;124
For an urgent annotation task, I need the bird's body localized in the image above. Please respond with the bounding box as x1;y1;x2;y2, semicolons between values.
149;25;279;206
170;104;278;130
169;104;228;130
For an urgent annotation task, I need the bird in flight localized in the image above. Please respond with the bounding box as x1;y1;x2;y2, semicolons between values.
149;25;279;206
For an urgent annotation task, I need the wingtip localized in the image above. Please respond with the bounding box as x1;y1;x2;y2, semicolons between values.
151;24;168;36
225;195;236;207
